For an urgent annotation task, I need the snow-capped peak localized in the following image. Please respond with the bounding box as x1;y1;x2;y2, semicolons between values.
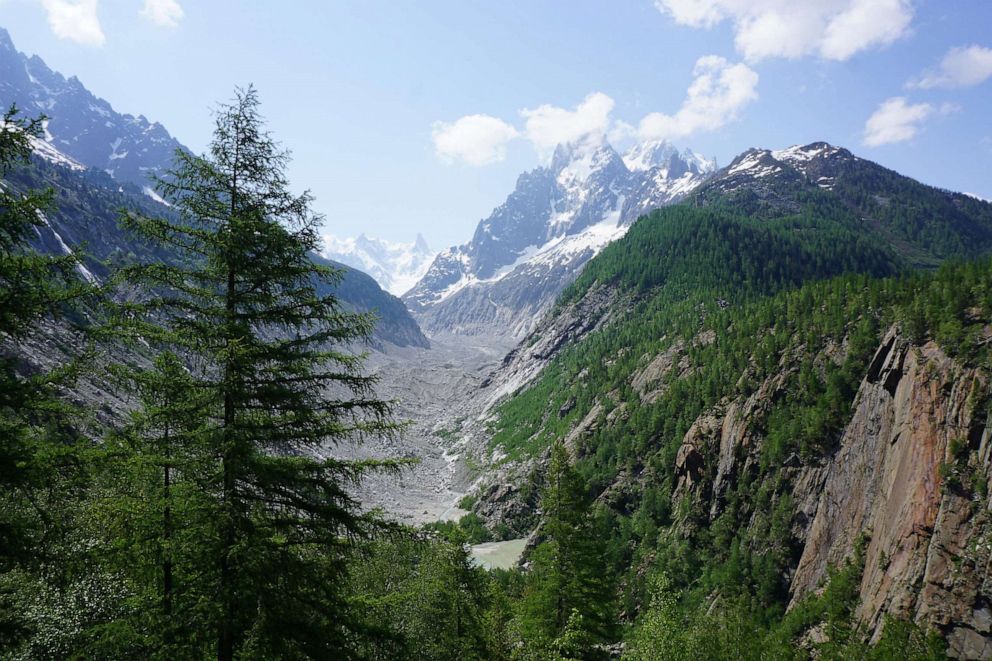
405;135;715;337
623;139;716;177
623;139;677;172
321;233;436;297
771;142;843;165
550;134;622;184
684;149;718;175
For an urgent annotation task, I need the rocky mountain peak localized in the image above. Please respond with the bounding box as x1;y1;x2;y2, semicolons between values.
414;233;431;253
0;28;186;187
550;134;625;183
406;135;715;338
0;27;14;52
708;142;860;199
624;139;716;178
623;139;676;171
771;141;851;168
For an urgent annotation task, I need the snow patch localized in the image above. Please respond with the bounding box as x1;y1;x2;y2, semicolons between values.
28;135;85;171
728;152;781;178
430;195;630;307
36;211;98;283
142;186;170;207
771;144;833;163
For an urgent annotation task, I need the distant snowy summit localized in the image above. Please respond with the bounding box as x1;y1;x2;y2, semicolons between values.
321;233;436;296
403;135;716;338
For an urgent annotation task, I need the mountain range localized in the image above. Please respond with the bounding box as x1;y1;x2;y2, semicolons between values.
321;233;436;296
0;27;427;349
452;138;992;658
404;135;716;338
6;17;992;659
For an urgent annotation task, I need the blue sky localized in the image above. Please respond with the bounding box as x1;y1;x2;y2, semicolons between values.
1;0;991;248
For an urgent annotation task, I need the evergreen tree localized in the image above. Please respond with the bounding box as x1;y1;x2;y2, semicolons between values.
347;532;496;660
109;87;399;658
88;351;214;658
0;104;95;649
515;442;616;659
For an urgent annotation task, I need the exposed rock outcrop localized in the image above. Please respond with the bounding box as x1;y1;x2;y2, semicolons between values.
477;283;626;410
790;330;991;659
660;327;992;657
475;322;992;657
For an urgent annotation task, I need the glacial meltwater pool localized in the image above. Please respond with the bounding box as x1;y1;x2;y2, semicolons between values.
470;537;529;570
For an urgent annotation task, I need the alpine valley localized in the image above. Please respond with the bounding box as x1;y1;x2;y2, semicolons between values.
3;17;992;661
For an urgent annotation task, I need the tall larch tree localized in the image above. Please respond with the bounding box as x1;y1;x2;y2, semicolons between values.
111;87;399;659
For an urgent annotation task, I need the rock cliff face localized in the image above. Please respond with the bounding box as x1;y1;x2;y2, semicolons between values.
477;283;625;410
470;322;992;656
791;330;991;659
662;327;992;657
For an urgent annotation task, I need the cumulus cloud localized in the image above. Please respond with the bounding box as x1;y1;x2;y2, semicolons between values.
637;55;758;141
910;44;992;89
141;0;184;28
40;0;104;46
432;57;757;165
432;115;519;166
654;0;913;62
520;92;615;157
863;96;933;146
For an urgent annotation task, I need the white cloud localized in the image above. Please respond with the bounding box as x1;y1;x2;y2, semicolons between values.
432;58;758;165
638;55;758;141
863;96;933;146
654;0;913;62
40;0;104;46
910;44;992;89
431;114;519;166
520;92;615;157
141;0;184;28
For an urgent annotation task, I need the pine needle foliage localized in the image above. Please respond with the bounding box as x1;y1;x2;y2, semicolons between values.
0;104;98;649
106;87;401;659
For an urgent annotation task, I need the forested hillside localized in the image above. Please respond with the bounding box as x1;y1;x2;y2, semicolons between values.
453;171;992;657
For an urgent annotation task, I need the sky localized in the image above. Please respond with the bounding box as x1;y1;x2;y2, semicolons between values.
0;0;991;249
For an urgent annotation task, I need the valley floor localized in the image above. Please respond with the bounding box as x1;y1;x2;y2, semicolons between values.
329;333;514;525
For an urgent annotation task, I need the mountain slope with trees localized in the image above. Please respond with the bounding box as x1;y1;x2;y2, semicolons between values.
452;147;992;658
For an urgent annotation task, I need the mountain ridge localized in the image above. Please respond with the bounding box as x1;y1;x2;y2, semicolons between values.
404;134;715;339
0;27;184;187
321;232;436;297
0;27;428;349
442;141;992;657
